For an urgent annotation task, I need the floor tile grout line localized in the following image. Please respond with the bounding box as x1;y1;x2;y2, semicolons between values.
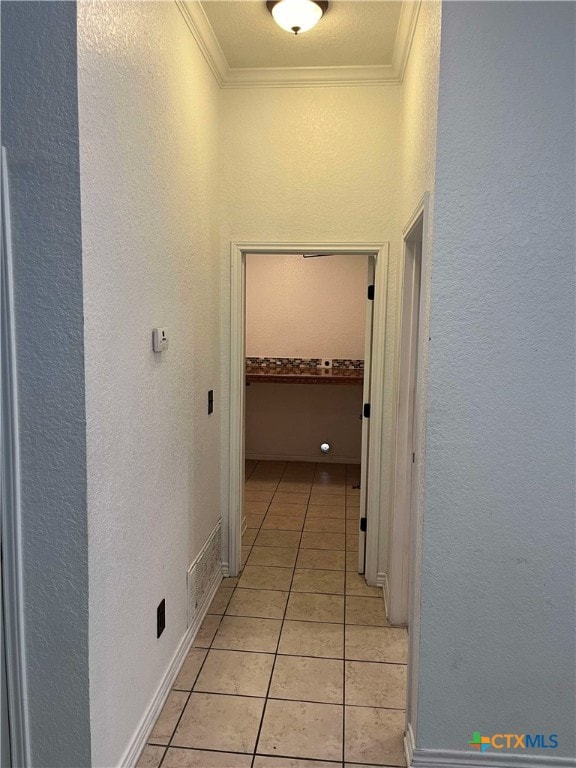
159;461;279;767
156;612;222;768
155;739;403;768
156;741;386;765
249;460;305;768
241;463;279;569
153;462;401;768
342;463;351;767
159;688;407;710
174;649;407;666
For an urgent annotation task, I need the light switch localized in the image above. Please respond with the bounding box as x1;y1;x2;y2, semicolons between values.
152;327;169;353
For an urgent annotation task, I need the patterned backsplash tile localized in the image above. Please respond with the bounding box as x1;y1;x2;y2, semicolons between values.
246;356;364;371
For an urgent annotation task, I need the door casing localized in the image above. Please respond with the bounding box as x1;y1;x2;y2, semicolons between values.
1;146;30;768
226;241;389;587
388;207;425;626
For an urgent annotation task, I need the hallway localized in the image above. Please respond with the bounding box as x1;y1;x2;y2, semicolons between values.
139;461;408;768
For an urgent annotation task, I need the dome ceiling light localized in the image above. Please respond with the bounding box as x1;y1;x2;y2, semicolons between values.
266;0;329;35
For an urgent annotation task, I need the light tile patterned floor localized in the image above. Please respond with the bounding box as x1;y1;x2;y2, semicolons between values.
139;461;408;768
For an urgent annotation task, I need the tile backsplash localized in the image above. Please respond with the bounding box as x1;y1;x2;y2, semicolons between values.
246;356;364;371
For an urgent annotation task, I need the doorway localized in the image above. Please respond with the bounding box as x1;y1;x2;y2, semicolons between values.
227;242;388;583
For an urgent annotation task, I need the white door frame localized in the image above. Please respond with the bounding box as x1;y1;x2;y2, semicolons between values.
357;256;376;573
1;147;30;767
401;194;431;757
227;241;389;583
388;198;428;626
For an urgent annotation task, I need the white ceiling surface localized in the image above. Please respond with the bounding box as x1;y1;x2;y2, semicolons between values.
199;1;403;69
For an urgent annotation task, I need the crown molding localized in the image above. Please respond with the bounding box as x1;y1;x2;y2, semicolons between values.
176;0;226;86
392;0;421;81
177;0;421;89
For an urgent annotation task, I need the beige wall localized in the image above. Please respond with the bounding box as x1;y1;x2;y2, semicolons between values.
246;253;369;360
400;1;442;225
246;383;363;463
220;86;400;245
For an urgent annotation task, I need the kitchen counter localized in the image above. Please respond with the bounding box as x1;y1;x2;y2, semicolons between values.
245;365;364;385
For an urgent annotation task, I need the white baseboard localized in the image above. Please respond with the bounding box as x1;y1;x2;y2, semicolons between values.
245;452;358;465
405;722;416;767
377;571;389;615
120;566;222;768
405;725;574;768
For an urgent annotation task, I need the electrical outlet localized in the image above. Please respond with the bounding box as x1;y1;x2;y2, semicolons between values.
208;389;214;415
157;599;165;638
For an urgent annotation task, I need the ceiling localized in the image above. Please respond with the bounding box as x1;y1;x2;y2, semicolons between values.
200;1;401;69
179;0;420;87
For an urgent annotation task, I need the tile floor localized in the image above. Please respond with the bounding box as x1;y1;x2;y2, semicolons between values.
138;461;408;768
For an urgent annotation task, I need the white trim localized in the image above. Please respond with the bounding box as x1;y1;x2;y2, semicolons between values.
0;146;30;767
177;0;421;89
410;750;574;768
223;64;396;90
123;565;222;768
392;0;422;83
388;196;427;626
245;452;357;465
175;0;226;86
357;256;376;574
228;243;246;578
228;241;388;584
406;192;432;740
378;571;390;619
364;243;389;587
405;725;574;768
376;572;387;588
403;193;429;240
405;722;416;767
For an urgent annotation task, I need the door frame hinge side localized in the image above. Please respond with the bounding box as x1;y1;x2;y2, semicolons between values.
363;403;371;418
367;284;375;301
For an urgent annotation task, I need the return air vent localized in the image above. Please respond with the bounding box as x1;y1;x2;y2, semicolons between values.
187;520;222;626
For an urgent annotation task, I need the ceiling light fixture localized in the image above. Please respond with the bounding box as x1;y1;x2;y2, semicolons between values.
266;0;328;35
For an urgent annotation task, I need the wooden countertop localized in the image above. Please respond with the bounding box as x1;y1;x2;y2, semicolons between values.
245;365;364;385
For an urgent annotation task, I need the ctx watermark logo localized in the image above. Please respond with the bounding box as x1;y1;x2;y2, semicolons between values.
469;732;559;752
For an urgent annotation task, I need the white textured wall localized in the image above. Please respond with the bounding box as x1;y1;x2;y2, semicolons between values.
77;3;221;765
375;0;442;581
246;253;369;359
416;1;575;758
1;3;91;763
